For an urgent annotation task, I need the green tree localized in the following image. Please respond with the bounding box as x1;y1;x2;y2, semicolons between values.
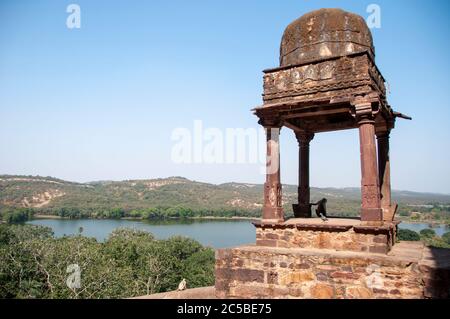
419;228;436;238
397;229;420;241
182;248;215;288
442;231;450;245
0;225;215;298
1;208;34;224
0;224;13;245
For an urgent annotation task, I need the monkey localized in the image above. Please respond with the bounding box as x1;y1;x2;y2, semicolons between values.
311;198;328;221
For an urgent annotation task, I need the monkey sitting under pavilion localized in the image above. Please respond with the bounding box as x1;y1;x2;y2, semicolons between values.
311;198;328;221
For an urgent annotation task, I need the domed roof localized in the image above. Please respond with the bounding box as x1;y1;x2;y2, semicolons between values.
280;8;374;67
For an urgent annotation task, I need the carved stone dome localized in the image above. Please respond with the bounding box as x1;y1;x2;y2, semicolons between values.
280;8;374;67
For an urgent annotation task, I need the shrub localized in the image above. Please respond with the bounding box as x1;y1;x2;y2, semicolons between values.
419;228;436;238
442;231;450;245
0;224;214;298
1;208;34;224
397;229;420;241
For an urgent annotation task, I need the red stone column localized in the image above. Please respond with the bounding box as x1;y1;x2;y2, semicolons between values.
263;126;284;222
376;130;392;217
293;132;314;218
358;117;382;222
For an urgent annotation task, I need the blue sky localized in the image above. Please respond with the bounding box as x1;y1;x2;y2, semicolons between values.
1;0;449;193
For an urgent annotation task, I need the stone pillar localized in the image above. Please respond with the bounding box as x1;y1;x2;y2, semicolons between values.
293;131;314;218
376;130;397;221
358;116;382;222
262;126;284;222
377;130;393;219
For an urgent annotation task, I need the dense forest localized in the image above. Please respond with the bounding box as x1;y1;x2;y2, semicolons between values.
0;224;215;298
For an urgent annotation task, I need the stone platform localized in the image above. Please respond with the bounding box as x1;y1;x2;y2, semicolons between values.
254;218;398;254
132;286;216;299
215;242;450;299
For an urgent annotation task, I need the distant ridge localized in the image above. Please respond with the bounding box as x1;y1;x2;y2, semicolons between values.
1;174;449;216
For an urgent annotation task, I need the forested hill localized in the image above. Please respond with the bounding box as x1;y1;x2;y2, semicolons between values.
1;175;449;218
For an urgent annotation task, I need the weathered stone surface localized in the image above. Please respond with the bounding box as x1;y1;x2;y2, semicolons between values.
255;221;394;254
256;239;277;247
215;243;450;299
297;263;311;269
267;271;278;285
266;233;279;240
346;286;373;299
133;286;216;299
279;8;374;67
279;270;315;285
330;271;360;280
369;245;388;254
310;283;335;299
315;272;329;282
235;269;265;283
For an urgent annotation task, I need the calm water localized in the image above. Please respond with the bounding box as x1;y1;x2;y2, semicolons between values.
26;219;449;248
397;222;449;236
27;219;256;249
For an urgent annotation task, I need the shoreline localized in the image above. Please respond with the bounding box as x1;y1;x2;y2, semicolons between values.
33;214;66;220
31;214;449;226
396;217;449;226
32;214;258;222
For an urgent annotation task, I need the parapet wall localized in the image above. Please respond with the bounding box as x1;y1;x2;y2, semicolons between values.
215;242;450;299
254;219;397;254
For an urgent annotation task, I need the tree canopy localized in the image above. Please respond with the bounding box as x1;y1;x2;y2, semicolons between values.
0;224;215;298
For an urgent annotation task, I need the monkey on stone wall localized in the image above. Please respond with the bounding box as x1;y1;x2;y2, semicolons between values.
311;198;328;221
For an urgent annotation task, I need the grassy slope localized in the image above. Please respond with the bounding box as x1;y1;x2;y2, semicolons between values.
1;175;449;217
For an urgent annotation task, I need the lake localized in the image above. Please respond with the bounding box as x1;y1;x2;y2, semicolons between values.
396;222;449;237
27;218;256;249
26;219;449;249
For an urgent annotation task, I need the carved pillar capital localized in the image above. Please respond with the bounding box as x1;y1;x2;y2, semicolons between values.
351;100;379;124
258;117;282;129
294;131;314;148
376;129;391;140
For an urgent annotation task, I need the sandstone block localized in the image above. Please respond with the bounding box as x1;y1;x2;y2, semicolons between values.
280;271;315;285
346;286;373;299
310;283;334;299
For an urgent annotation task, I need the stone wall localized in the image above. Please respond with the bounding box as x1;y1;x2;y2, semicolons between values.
215;242;450;299
255;222;396;254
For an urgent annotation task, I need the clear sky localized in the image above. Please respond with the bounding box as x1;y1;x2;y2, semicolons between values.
1;0;449;194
